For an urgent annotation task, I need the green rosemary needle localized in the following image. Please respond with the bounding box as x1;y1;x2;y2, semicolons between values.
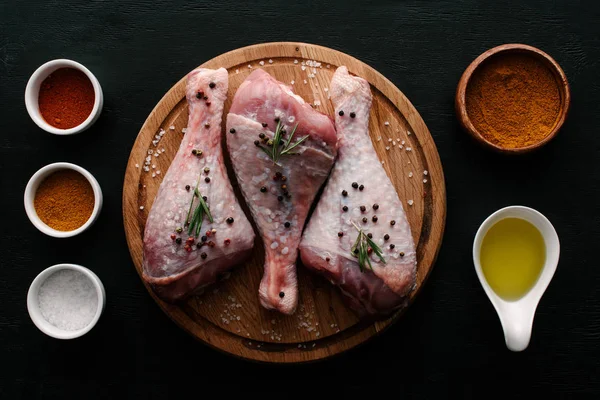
185;174;213;237
257;120;308;165
350;221;386;272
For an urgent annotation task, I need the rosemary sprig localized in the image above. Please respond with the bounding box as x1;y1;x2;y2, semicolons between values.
350;221;386;272
185;175;213;237
257;120;309;165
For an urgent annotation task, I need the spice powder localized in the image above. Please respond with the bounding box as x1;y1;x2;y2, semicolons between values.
38;68;95;129
34;170;95;231
466;52;561;149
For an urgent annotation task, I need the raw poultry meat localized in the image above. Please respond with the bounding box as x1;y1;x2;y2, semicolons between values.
143;67;255;303
226;69;337;314
299;66;416;316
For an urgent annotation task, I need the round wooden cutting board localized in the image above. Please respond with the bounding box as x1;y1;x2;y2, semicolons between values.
123;42;446;363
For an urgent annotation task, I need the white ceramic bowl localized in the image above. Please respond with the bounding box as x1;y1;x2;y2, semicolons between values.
27;264;106;339
473;206;560;351
25;59;103;135
24;162;103;238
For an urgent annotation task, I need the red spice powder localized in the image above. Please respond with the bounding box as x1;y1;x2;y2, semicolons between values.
38;68;95;129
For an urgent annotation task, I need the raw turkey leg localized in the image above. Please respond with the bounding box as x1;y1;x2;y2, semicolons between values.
142;67;255;303
226;69;337;314
299;66;416;316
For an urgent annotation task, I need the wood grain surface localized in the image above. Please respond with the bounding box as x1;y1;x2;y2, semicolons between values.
122;42;446;362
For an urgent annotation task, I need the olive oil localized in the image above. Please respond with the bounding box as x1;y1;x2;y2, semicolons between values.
480;218;545;301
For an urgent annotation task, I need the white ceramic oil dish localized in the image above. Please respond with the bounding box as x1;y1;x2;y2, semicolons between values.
24;59;103;135
27;264;106;339
473;206;559;351
24;162;103;238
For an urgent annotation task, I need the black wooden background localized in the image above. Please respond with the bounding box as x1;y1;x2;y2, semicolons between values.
1;0;599;398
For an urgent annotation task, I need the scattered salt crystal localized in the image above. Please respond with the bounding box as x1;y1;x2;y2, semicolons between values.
248;64;252;69
259;60;265;66
291;80;295;85
301;65;306;71
326;64;330;68
135;163;139;168
38;269;98;331
139;206;144;210
384;121;390;126
152;173;156;178
271;242;279;249
386;146;390;150
294;59;298;64
298;344;302;348
148;150;153;155
424;170;428;175
401;140;405;145
152;164;156;169
388;138;392;142
303;80;307;84
381;161;385;165
156;171;161;175
313;100;321;106
268;59;273;64
399;145;403;149
324;87;328;92
312;343;316;348
407;131;412;135
235;69;239;74
408;200;414;206
406;147;412;151
169;125;175;130
393;141;396;146
423;179;428;183
377;136;381;141
182;128;187;133
408;172;413;178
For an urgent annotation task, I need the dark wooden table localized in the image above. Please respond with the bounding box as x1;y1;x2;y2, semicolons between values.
2;1;599;397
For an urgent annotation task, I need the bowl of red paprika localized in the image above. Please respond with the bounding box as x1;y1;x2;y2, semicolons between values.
25;59;103;135
455;44;570;153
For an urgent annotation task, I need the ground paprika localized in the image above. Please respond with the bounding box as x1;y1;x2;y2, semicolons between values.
38;68;95;129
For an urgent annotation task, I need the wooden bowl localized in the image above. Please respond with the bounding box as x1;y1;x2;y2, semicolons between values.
455;44;570;154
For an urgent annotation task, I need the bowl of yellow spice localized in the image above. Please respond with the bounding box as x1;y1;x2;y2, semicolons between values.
24;162;102;238
456;44;570;153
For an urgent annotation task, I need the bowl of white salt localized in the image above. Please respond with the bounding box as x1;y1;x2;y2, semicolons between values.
27;263;105;339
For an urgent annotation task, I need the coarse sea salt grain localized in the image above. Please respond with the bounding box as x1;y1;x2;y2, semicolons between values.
169;125;175;130
384;121;390;126
38;269;98;331
291;80;295;85
424;170;428;175
268;59;273;64
259;60;265;66
408;200;414;206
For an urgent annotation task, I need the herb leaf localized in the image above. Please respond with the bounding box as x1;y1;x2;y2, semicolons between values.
258;121;306;164
350;221;386;272
185;174;212;237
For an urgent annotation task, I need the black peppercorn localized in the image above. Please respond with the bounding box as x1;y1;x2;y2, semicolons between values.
384;234;390;241
354;248;359;254
279;292;285;298
338;110;344;116
362;217;368;223
352;182;358;189
205;102;211;106
196;243;203;248
175;238;182;244
201;252;207;259
191;149;197;155
281;184;287;190
342;206;348;212
360;205;366;212
203;96;208;100
209;82;216;89
390;244;395;249
260;186;267;193
274;117;280;122
390;220;396;226
226;217;234;224
262;122;268;128
201;235;207;242
204;167;210;174
338;232;344;237
230;128;236;134
350;112;356;118
367;233;373;239
202;196;208;201
400;252;405;257
259;133;266;139
359;184;364;191
196;91;204;99
373;204;379;210
342;190;348;197
205;177;210;183
275;172;282;178
372;215;378;222
277;196;283;202
284;222;291;228
254;140;260;146
185;185;190;191
204;123;210;129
